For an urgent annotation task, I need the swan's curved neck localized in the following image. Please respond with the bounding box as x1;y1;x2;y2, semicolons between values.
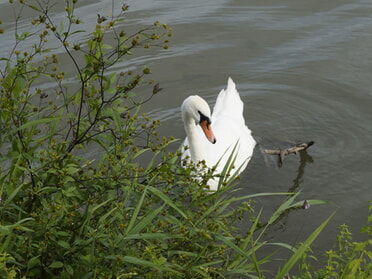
184;117;206;163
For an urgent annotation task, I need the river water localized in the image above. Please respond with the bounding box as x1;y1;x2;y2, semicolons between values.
1;0;372;270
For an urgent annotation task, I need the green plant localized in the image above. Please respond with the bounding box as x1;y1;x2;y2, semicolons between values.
290;202;372;279
0;252;19;279
0;1;335;278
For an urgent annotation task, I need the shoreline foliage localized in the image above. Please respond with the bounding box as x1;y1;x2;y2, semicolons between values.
0;1;370;278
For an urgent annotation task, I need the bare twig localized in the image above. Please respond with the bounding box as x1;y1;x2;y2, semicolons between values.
263;141;314;167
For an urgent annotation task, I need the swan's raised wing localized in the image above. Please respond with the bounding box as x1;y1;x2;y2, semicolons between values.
212;77;244;124
209;77;256;177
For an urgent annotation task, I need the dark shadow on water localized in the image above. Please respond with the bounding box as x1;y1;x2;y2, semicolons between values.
288;149;314;193
253;149;316;277
267;149;315;235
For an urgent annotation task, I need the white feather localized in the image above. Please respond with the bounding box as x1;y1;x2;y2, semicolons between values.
181;77;256;190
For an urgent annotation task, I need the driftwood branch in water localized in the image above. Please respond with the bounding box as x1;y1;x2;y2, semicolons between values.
263;141;314;167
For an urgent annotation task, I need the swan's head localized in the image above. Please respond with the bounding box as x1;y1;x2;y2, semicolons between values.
181;95;216;144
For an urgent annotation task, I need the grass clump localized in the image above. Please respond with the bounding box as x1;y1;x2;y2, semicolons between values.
290;202;372;279
1;1;369;278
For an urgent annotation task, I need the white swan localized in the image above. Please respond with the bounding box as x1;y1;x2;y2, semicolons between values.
181;77;256;191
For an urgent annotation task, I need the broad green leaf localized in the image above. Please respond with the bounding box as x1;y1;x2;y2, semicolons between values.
12;116;65;133
102;43;112;49
57;240;71;249
122;256;176;272
49;261;64;268
27;256;40;270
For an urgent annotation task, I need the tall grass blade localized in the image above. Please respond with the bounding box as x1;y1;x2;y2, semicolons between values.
275;211;336;279
219;192;293;206
128;204;165;235
268;192;300;225
229;209;263;269
148;186;188;219
125;187;147;234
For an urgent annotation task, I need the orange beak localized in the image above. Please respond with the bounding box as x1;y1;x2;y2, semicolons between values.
200;120;216;144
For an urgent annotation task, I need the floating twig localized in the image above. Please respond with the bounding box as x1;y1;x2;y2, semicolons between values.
263;141;314;167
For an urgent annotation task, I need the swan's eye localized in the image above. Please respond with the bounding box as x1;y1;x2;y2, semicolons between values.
198;111;211;124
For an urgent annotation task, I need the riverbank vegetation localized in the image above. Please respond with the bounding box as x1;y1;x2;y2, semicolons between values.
0;1;371;278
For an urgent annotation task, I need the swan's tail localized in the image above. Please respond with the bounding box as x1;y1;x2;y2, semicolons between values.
212;77;244;121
